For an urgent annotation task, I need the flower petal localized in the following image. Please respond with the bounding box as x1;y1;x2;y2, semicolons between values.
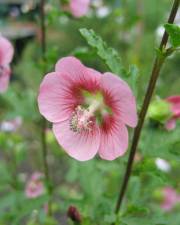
55;56;101;92
70;0;90;17
0;36;14;65
161;187;180;211
38;72;79;123
98;116;128;160
55;56;86;79
53;120;100;161
101;72;137;127
165;119;176;131
86;68;102;92
166;96;180;118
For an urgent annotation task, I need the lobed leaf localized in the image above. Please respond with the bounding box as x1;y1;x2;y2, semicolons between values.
164;23;180;48
79;28;126;77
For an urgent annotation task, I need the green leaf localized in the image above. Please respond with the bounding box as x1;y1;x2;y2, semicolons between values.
164;23;180;47
140;121;180;160
127;64;139;97
125;204;149;216
0;192;24;215
3;88;39;121
12;195;49;225
121;215;166;225
71;47;96;60
104;214;116;223
169;140;180;156
79;28;125;77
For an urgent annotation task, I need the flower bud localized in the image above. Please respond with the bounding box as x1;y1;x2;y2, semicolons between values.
148;98;172;123
67;206;82;223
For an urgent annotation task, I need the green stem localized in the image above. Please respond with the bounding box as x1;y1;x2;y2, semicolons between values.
40;0;52;216
114;0;180;215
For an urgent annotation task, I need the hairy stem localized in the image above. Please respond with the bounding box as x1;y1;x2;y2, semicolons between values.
114;0;180;214
40;0;52;216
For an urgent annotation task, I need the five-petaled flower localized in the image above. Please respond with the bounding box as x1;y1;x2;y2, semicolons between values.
38;56;137;161
25;172;45;198
165;96;180;131
0;35;14;93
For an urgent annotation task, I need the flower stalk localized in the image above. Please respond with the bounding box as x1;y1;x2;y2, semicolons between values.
40;0;52;216
114;0;180;215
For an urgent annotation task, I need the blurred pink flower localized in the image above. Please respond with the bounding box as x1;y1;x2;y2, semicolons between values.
0;117;22;132
25;172;45;198
161;187;180;211
0;35;14;93
69;0;90;18
165;96;180;130
38;56;137;161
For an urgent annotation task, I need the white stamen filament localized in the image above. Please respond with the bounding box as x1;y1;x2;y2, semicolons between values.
86;100;101;117
70;100;101;132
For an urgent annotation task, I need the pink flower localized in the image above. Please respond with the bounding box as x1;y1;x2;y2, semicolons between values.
0;35;14;93
69;0;90;18
38;57;137;161
25;172;45;198
165;96;180;130
161;187;180;211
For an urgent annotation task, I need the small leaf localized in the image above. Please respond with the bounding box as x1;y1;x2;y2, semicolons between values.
164;23;180;47
126;204;149;216
140;121;180;160
71;47;96;60
79;28;126;77
12;195;49;225
169;140;180;156
127;64;139;97
104;214;116;223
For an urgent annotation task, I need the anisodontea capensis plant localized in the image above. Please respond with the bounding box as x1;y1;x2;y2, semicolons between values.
38;56;137;161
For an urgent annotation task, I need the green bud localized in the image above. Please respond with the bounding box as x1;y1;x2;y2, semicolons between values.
148;98;172;123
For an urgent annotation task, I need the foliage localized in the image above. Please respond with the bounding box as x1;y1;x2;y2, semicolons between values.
164;23;180;48
79;28;125;76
